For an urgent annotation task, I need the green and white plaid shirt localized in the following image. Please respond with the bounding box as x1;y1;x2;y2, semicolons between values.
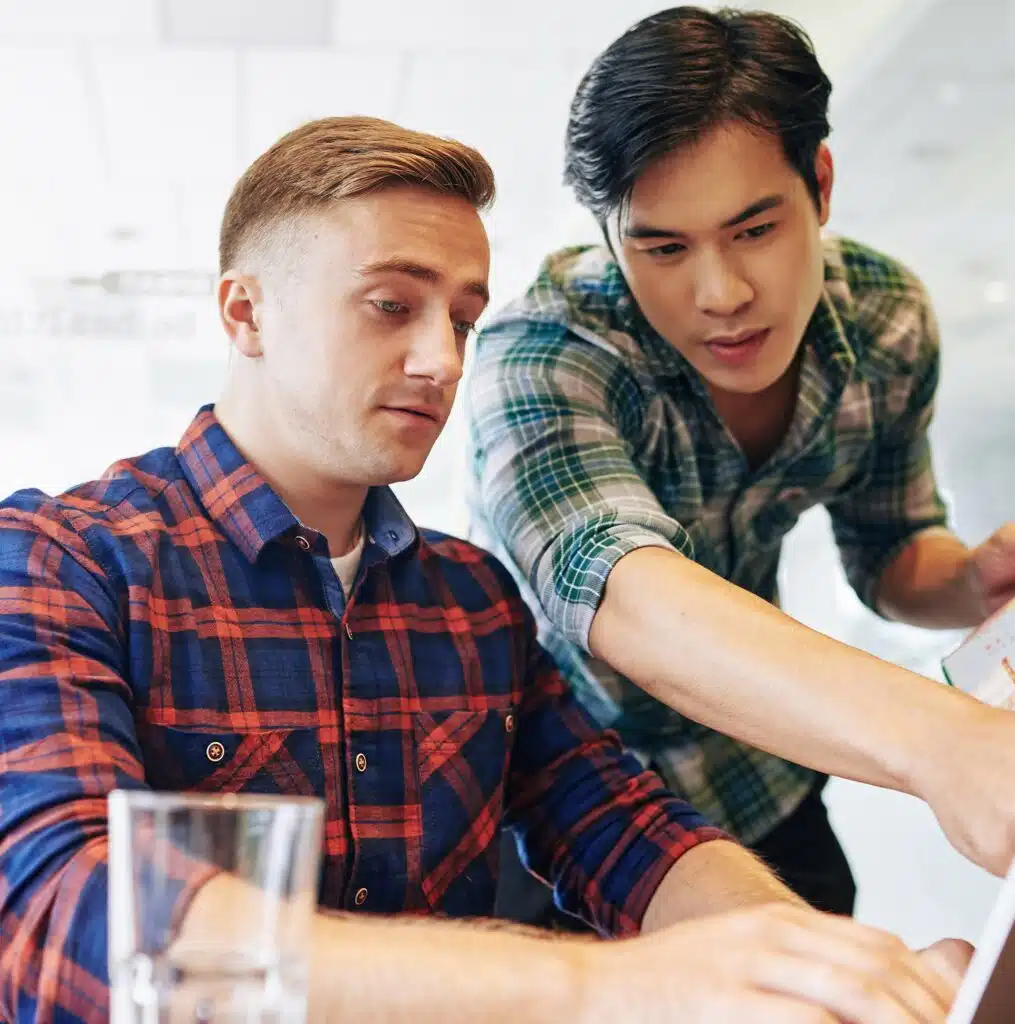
465;234;949;843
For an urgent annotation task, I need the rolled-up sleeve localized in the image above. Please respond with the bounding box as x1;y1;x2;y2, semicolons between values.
467;318;693;651
826;291;949;609
0;497;209;1023
503;584;725;936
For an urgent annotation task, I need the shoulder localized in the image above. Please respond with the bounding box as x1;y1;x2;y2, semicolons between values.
476;245;650;367
0;445;185;570
469;247;654;432
825;234;936;370
417;530;528;616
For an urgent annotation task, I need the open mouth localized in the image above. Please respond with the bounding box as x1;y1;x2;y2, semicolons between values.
704;328;770;366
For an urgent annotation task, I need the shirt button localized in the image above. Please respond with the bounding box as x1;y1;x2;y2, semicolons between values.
206;741;225;763
354;887;368;907
345;622;353;640
355;752;368;773
504;713;515;734
295;535;311;551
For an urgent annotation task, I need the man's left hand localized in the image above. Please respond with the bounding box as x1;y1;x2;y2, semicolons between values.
966;523;1015;620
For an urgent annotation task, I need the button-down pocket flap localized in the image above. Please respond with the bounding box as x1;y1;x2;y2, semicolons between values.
138;724;322;797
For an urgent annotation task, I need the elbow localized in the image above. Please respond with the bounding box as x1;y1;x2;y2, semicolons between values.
0;839;110;1024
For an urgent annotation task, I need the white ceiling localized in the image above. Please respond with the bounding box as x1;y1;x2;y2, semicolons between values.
0;0;918;283
0;0;1010;542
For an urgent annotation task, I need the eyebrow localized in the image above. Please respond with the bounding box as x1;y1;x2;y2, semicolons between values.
624;194;787;240
357;257;489;303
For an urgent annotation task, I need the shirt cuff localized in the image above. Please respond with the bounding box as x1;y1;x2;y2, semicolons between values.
599;815;729;938
541;522;693;654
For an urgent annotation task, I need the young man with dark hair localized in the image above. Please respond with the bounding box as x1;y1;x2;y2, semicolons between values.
0;115;971;1023
466;5;1015;923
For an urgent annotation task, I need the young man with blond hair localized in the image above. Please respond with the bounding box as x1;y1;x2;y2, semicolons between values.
0;116;969;1022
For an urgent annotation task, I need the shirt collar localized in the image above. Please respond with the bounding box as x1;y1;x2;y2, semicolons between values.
176;405;419;563
362;486;418;559
801;241;859;397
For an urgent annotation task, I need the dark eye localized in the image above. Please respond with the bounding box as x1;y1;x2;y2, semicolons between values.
645;242;687;257
373;300;408;314
740;223;776;240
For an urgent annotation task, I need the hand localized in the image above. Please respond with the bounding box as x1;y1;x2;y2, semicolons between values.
583;902;962;1023
966;523;1015;620
916;700;1015;875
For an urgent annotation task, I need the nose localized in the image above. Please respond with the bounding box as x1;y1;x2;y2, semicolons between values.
403;315;464;389
693;249;754;318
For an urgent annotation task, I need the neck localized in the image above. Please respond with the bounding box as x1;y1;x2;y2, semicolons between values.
215;382;367;557
708;354;803;471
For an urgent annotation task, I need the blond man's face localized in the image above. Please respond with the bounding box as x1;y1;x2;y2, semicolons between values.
231;185;490;487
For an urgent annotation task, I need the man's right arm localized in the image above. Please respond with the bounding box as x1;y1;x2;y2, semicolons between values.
183;870;966;1024
587;545;1015;875
466;318;1015;877
0;495;205;1022
0;497;148;1021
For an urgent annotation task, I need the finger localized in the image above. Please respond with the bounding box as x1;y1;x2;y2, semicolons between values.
765;908;956;1014
918;939;974;989
750;949;943;1024
796;910;957;1007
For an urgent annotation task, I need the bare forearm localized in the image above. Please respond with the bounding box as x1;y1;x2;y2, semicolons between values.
589;547;979;797
180;874;585;1023
876;527;979;629
308;911;586;1022
642;840;803;933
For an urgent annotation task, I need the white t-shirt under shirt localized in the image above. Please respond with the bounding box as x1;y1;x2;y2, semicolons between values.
331;529;365;599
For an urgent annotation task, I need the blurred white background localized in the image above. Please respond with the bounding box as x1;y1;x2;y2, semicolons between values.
0;0;1011;946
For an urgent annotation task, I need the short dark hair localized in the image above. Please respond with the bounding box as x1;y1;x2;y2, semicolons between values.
220;116;496;274
564;6;832;223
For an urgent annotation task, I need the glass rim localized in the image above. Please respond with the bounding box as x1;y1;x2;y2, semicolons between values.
108;789;324;815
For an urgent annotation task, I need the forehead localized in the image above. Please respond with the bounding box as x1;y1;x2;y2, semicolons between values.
626;123;801;229
299;186;490;279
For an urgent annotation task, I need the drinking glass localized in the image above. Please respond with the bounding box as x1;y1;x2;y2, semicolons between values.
108;790;324;1023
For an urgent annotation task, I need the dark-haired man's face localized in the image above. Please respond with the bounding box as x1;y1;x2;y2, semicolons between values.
222;185;490;488
608;121;832;401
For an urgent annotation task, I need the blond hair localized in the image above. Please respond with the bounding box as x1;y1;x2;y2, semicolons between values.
219;116;496;273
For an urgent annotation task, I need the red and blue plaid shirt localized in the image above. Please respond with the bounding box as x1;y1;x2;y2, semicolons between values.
0;406;722;1022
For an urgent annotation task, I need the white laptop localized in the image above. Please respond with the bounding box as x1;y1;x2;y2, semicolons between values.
949;860;1015;1022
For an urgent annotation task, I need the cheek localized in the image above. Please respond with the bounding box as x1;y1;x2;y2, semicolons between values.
762;229;824;318
795;232;827;320
300;316;386;385
626;266;693;335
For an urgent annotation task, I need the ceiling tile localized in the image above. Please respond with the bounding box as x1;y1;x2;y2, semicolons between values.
159;0;331;47
0;45;104;187
332;0;663;54
91;46;238;184
0;0;158;41
239;50;403;164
